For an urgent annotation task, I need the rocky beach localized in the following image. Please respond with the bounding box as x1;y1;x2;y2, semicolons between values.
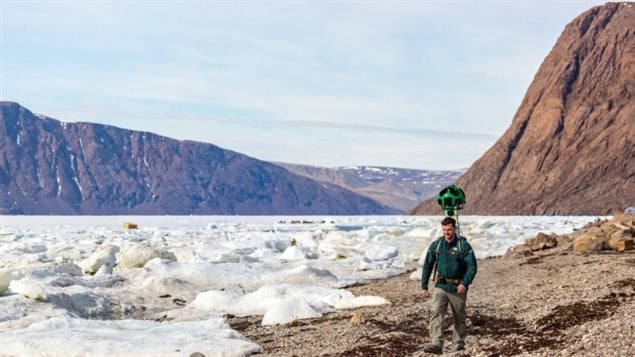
228;216;635;356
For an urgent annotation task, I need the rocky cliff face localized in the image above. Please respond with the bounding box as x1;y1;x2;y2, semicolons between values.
412;2;634;215
0;102;397;215
277;163;463;212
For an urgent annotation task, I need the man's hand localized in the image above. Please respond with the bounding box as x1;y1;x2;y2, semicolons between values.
420;289;430;298
457;284;467;294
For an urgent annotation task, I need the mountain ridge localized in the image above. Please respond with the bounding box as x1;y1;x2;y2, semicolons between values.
277;163;463;212
0;101;398;215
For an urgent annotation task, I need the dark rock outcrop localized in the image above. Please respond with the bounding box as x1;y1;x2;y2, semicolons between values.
412;3;634;215
0;102;397;215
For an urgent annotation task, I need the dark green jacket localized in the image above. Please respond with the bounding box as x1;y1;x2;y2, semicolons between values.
421;235;477;292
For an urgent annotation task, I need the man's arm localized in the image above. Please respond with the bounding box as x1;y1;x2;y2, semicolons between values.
461;241;477;287
421;240;438;290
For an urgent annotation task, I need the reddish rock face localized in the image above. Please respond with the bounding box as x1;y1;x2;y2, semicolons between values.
412;3;635;215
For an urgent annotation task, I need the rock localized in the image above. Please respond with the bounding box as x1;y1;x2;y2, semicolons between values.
612;215;635;229
608;230;631;249
123;222;138;229
573;233;606;254
555;234;574;247
504;245;533;259
350;312;363;325
616;239;634;252
530;233;558;251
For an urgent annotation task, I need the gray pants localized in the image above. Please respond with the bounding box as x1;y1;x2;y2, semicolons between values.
429;287;467;348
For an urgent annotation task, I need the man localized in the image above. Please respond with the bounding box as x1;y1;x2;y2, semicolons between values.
420;216;477;354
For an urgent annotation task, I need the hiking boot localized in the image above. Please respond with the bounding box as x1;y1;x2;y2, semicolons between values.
423;344;443;354
452;344;465;352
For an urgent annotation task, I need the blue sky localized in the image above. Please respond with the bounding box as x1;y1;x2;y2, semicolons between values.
1;0;606;170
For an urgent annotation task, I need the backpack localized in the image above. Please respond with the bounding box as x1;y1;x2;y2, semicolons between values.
432;235;466;281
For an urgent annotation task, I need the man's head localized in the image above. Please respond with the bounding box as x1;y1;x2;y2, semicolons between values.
441;216;456;241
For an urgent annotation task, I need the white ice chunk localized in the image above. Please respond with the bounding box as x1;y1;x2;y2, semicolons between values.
340;295;389;309
279;245;308;260
139;276;200;301
49;245;86;263
358;257;382;271
248;247;278;260
191;283;388;325
195;244;242;263
190;290;241;311
264;265;338;286
0;317;261;357
0;269;22;294
364;244;399;261
290;231;319;249
19;244;47;254
9;278;47;300
116;243;175;269
0;295;71;332
45;286;112;319
80;245;119;275
261;297;323;325
410;267;423;281
28;263;83;279
264;239;291;252
143;258;259;291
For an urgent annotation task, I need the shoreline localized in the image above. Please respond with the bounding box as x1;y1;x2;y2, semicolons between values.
228;249;635;356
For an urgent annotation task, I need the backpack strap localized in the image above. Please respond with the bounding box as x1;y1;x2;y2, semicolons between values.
434;237;443;256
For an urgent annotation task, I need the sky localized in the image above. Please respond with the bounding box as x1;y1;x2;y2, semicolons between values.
0;0;607;170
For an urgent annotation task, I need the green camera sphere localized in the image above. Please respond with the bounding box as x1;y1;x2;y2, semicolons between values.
437;185;466;210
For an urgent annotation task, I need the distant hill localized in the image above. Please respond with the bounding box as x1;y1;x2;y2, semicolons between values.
411;2;634;215
0;102;398;215
277;163;463;212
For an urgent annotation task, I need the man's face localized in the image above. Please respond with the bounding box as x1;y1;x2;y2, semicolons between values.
442;224;456;241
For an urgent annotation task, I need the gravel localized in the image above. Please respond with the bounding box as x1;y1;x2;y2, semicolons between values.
227;249;635;356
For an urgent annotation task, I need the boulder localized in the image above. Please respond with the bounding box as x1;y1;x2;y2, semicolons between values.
503;245;533;259
616;239;634;252
573;233;606;254
530;233;558;251
510;215;634;255
123;222;138;229
608;230;631;250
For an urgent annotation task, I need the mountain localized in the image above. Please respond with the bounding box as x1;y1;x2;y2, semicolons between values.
0;102;398;215
277;163;463;212
411;3;635;215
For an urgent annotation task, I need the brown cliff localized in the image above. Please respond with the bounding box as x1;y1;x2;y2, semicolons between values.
412;2;635;215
